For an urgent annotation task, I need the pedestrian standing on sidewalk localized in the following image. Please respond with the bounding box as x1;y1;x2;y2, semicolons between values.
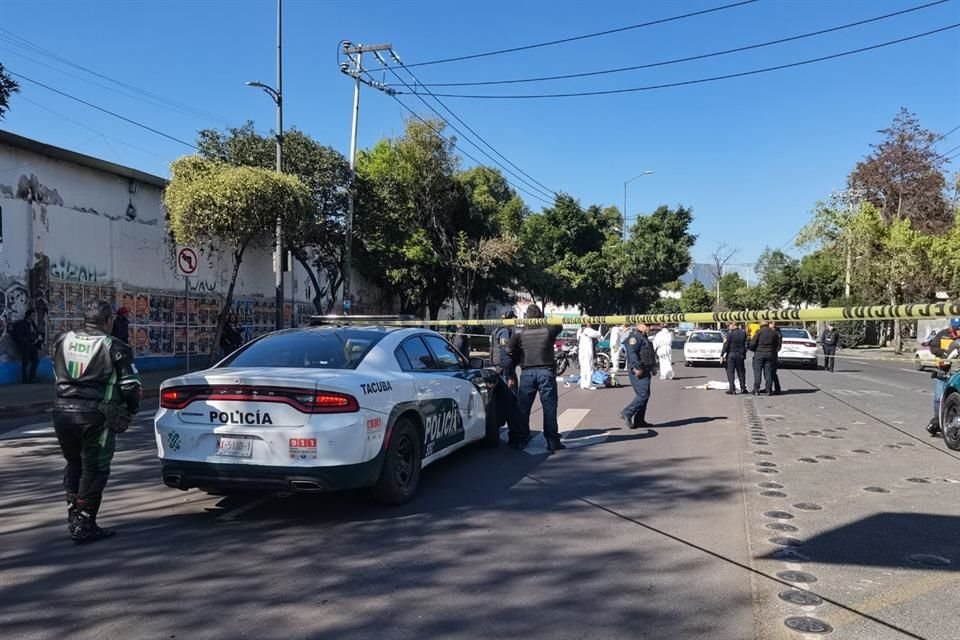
491;311;517;389
620;322;656;430
721;322;747;394
507;304;564;452
52;301;141;544
820;323;840;372
111;306;131;345
220;313;244;358
11;309;42;383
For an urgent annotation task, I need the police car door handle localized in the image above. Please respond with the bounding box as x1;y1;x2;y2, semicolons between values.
418;385;430;392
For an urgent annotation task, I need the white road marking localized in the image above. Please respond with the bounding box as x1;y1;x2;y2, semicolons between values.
558;408;590;434
216;494;275;522
500;407;610;455
0;423;55;440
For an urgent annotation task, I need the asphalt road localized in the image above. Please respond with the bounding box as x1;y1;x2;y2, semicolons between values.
1;349;958;640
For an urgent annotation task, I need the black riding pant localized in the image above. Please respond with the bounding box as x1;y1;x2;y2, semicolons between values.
54;417;116;517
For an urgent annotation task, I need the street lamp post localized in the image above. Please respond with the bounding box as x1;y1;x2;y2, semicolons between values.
245;0;283;331
622;170;654;240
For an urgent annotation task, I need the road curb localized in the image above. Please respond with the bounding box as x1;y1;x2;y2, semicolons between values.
0;388;161;419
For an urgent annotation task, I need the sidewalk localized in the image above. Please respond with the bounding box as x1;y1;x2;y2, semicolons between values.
0;368;190;418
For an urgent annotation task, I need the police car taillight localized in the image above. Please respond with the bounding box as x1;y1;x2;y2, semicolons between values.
295;391;359;414
160;388;192;409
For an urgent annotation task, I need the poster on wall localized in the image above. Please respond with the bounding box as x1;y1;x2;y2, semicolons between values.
148;327;162;355
49;281;66;318
160;296;174;324
187;327;198;354
187;298;198;325
64;283;83;316
175;327;186;354
135;293;150;322
134;326;150;356
120;292;135;314
162;327;174;354
174;297;186;324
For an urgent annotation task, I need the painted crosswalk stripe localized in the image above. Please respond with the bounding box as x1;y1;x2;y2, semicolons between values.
501;408;609;454
0;423;55;440
558;408;590;434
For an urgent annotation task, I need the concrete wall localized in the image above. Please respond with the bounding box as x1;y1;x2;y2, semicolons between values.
0;139;322;383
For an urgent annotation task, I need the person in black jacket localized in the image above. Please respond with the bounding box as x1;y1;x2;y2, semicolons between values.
452;325;470;359
750;322;780;395
220;313;244;357
620;322;656;430
490;312;516;389
507;304;563;451
10;309;42;383
111;306;130;345
53;301;141;543
819;323;840;372
770;324;783;395
721;322;747;394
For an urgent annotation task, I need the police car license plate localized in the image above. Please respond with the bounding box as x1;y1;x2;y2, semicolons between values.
216;436;253;458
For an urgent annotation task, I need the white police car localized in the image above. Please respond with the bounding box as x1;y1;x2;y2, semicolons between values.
154;326;502;504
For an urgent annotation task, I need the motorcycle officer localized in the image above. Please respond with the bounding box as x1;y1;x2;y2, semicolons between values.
927;318;960;436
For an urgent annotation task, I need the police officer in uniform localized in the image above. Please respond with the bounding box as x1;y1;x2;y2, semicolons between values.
620;322;656;430
507;304;563;452
53;301;141;543
927;318;960;436
820;323;840;372
491;311;517;390
721;322;748;394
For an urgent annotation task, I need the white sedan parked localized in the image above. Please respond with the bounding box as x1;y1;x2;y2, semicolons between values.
915;340;936;371
683;330;725;366
777;327;819;369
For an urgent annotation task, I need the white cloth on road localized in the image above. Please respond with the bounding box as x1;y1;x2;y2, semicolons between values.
653;328;675;380
578;327;601;389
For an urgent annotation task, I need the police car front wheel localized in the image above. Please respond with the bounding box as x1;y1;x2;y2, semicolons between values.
372;418;423;505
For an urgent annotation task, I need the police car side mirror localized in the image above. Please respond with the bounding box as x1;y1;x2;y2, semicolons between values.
468;357;486;370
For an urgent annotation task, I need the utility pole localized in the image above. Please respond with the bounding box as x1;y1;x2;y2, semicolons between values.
340;41;392;315
622;171;654;241
274;0;283;331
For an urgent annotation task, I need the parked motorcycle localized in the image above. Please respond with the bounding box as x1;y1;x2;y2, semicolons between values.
555;343;577;376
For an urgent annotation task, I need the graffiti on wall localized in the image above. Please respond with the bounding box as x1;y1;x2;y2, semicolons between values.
187;279;218;293
49;257;107;283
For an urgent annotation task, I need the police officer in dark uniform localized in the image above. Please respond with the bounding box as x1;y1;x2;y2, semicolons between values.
507;304;563;452
620;322;656;430
53;301;141;543
491;311;517;390
820;323;840;372
721;322;748;394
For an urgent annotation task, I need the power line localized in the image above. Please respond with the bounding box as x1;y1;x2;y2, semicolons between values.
925;123;960;149
935;142;960;160
399;23;960;99
0;28;230;125
0;43;233;127
377;50;558;199
9;71;199;149
365;57;556;201
403;0;761;68
395;0;951;88
388;93;555;207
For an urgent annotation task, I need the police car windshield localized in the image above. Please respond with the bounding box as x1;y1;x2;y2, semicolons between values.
688;332;723;343
218;329;384;369
781;329;810;339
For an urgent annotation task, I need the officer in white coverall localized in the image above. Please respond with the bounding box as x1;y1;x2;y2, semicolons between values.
578;324;602;389
652;326;675;380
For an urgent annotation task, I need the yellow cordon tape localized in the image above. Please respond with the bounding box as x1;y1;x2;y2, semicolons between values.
335;303;960;327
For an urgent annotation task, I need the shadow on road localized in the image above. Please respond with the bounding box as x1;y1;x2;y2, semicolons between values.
655;416;728;429
760;512;959;571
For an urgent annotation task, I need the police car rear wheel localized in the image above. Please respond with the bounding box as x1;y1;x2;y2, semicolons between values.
372;418;422;505
942;394;960;451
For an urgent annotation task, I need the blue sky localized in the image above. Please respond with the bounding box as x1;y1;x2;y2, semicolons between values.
2;0;958;267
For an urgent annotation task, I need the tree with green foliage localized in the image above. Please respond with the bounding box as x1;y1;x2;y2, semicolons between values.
754;248;800;307
0;64;18;120
680;280;713;313
717;272;748;310
195;122;352;313
164;156;313;359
